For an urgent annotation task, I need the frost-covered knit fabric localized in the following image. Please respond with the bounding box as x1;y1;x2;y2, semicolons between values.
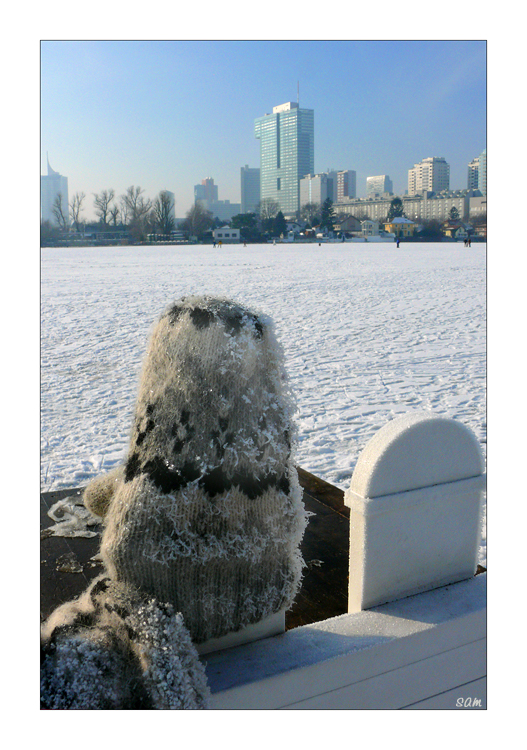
84;296;308;643
40;576;210;710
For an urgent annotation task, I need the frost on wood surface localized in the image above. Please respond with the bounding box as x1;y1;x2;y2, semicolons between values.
40;576;210;710
43;496;102;538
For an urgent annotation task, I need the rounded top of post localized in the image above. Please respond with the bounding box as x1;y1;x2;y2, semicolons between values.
349;411;485;499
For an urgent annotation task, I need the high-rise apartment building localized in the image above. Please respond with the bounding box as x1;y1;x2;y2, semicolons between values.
477;148;486;196
300;173;333;206
194;177;240;221
240;165;260;214
467;157;479;190
300;168;356;208
325;171;339;202
41;155;69;225
194;177;218;204
207;200;241;222
337;170;357;201
334;189;480;224
254;101;314;216
366;175;393;197
408;157;450;195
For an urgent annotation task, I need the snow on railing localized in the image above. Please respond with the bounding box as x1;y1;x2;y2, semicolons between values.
344;411;486;612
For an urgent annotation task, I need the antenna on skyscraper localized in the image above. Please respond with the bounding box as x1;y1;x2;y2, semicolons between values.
297;81;299;105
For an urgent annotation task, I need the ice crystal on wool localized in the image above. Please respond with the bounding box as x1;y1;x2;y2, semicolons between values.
40;576;210;710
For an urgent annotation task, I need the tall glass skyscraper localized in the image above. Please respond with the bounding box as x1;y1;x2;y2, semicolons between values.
254;102;314;216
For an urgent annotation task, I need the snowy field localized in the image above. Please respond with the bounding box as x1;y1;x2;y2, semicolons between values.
41;242;486;547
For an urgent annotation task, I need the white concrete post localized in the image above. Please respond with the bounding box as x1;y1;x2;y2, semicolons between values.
344;412;486;613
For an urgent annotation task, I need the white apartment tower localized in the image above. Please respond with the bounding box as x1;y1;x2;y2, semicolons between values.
366;175;393;197
408;157;450;195
337;170;356;200
194;177;219;204
300;173;333;206
467;157;479;190
41;155;69;225
300;169;356;207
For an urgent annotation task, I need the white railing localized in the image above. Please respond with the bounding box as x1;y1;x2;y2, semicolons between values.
344;411;486;612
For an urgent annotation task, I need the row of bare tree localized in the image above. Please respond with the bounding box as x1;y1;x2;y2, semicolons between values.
50;186;176;240
51;189;340;236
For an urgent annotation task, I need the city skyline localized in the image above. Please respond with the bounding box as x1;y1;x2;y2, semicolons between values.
41;40;486;221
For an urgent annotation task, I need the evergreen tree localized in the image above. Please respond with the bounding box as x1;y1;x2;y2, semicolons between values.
272;210;288;237
231;213;257;231
387;197;404;221
449;206;460;222
230;213;261;242
320;198;335;233
417;219;444;239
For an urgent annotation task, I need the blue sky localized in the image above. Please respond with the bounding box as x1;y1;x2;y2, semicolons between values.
41;40;486;221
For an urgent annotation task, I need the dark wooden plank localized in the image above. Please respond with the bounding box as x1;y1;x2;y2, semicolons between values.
285;489;349;629
296;467;349;518
40;488;103;621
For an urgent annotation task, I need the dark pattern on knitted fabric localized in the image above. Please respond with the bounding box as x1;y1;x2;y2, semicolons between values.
199;466;290;500
124;451;290;500
143;456;202;494
168;298;264;339
131;406;196;456
124;452;141;482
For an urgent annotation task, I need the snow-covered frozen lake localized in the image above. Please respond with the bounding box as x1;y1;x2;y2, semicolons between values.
41;242;486;504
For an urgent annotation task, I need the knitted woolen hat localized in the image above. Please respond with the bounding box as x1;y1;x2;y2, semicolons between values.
84;296;308;644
